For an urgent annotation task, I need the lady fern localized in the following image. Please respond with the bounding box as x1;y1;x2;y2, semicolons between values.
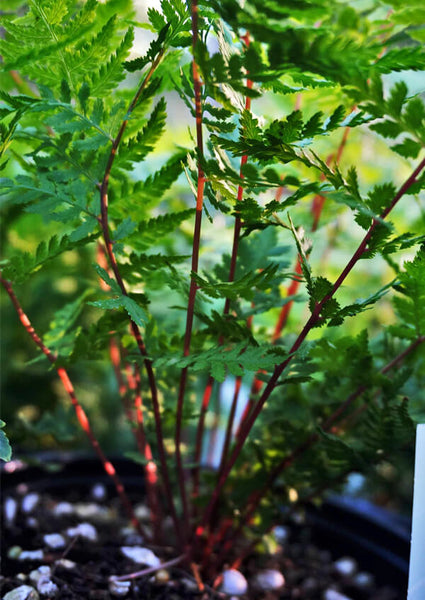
1;0;425;584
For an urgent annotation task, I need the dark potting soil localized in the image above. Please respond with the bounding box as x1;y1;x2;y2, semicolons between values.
1;481;405;600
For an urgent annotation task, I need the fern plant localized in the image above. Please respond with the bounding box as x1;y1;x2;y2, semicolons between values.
1;0;425;586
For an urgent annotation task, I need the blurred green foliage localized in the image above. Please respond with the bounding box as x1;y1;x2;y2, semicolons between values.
0;0;424;529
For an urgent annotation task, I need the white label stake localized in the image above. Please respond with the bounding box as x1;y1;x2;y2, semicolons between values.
408;424;425;600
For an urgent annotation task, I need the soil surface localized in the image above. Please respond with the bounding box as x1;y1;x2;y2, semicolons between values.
1;476;405;600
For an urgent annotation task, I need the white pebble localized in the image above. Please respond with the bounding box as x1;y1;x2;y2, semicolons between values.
74;502;110;520
36;576;58;597
54;558;77;570
220;569;248;596
273;525;289;543
109;577;131;597
134;504;150;521
66;522;98;541
353;572;374;589
120;526;144;546
21;493;40;514
334;557;357;577
43;533;66;549
4;497;18;525
8;545;22;559
19;550;44;561
120;546;160;567
154;569;169;584
323;589;353;600
3;585;40;600
26;518;38;529
29;566;51;584
52;502;74;516
16;574;28;582
253;569;285;591
91;483;107;500
181;577;198;591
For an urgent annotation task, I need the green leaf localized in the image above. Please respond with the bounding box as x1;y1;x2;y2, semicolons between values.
375;46;425;74
0;420;12;462
116;97;167;167
386;81;408;118
391;138;422;159
3;233;99;284
193;263;279;301
113;217;137;241
121;296;148;327
390;252;425;339
93;264;121;294
369;120;403;139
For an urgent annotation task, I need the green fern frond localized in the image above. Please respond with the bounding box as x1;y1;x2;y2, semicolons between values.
2;233;99;284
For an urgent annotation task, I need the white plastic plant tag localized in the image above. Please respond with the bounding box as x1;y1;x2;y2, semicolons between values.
408;424;425;600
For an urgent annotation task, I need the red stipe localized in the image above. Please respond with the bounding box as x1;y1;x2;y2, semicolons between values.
133;365;162;544
193;375;214;501
98;49;180;542
110;337;128;398
0;275;146;539
175;0;206;537
195;157;425;536
200;515;234;572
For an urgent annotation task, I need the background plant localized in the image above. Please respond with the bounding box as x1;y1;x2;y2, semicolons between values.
1;0;425;578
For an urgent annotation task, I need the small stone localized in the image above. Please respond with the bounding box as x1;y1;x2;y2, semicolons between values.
43;533;66;549
74;502;110;521
120;526;144;546
29;566;51;585
3;585;40;600
26;518;38;529
55;558;77;570
21;493;40;514
91;483;107;501
253;569;285;591
181;578;198;591
52;502;74;516
154;570;169;584
334;557;357;578
323;589;353;600
19;550;44;561
4;497;18;525
220;569;248;596
120;546;160;567
273;525;289;544
134;503;150;521
8;545;23;559
36;576;58;597
353;572;374;589
109;577;131;597
66;522;98;541
16;574;28;582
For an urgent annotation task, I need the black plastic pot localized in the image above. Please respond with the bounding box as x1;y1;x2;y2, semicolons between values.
306;494;410;594
1;454;411;597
